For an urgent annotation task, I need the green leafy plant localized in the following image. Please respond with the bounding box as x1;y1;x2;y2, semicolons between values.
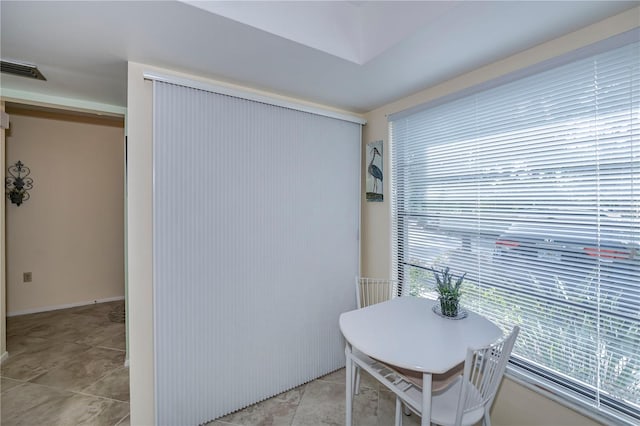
435;267;465;298
434;267;466;316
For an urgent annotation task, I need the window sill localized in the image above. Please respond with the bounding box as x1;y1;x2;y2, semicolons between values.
505;365;635;426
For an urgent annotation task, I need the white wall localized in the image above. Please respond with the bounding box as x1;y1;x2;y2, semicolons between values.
361;7;638;426
5;106;125;315
1;101;7;361
127;62;155;426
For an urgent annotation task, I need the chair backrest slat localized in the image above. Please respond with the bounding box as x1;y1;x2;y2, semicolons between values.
355;277;400;309
455;325;520;426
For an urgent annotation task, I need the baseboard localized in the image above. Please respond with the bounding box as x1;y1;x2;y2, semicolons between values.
1;351;9;364
7;296;125;317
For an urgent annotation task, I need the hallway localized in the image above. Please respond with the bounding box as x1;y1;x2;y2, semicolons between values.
1;300;129;425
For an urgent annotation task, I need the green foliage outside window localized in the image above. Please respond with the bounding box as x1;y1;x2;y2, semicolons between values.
402;262;639;407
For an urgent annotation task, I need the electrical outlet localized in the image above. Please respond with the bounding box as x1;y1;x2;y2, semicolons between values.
23;272;32;283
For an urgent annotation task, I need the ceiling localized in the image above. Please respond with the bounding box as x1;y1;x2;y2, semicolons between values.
0;1;638;114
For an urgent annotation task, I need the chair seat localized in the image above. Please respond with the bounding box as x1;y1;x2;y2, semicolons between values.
387;325;520;426
430;377;485;426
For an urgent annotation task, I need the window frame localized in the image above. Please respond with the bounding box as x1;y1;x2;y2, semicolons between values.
389;28;640;425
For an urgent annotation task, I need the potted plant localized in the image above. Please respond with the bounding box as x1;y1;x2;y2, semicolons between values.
435;267;466;317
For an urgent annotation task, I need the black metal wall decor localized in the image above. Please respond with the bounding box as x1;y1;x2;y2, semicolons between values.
5;161;33;206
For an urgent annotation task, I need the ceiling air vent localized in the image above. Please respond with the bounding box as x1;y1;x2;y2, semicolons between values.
1;59;46;81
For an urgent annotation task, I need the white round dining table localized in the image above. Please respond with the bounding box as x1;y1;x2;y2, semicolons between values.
339;296;503;426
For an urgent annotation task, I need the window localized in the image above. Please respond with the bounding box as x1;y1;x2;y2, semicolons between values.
390;32;639;424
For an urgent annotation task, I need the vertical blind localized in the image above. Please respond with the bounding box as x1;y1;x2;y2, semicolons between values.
152;80;361;425
390;33;639;423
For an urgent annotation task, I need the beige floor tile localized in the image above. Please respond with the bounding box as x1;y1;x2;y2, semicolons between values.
7;319;61;338
6;310;64;336
352;387;380;426
290;378;378;426
81;366;130;402
291;379;345;426
361;370;382;391
0;353;49;382
12;307;120;342
31;346;125;392
70;301;124;318
5;335;50;357
86;400;130;426
317;368;346;384
75;322;125;347
35;315;118;345
216;385;305;426
1;341;91;381
318;367;379;392
1;381;129;426
94;329;127;351
1;379;72;423
1;377;25;394
377;390;421;426
115;414;130;426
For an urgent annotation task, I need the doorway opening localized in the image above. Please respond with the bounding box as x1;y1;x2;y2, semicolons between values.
1;102;129;424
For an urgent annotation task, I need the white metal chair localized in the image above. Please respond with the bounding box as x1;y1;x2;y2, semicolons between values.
393;325;520;426
352;277;400;395
355;277;400;310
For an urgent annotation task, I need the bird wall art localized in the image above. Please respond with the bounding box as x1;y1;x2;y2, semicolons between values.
366;140;383;202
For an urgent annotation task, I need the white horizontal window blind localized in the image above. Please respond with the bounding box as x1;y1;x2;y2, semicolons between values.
390;34;639;423
152;80;361;425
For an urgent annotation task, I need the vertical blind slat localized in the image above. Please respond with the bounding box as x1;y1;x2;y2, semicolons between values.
153;82;360;425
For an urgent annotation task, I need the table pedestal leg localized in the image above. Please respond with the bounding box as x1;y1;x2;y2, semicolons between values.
395;397;403;426
421;373;432;426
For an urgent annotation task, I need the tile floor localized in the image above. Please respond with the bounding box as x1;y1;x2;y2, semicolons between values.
1;301;419;426
1;300;130;426
208;368;421;426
